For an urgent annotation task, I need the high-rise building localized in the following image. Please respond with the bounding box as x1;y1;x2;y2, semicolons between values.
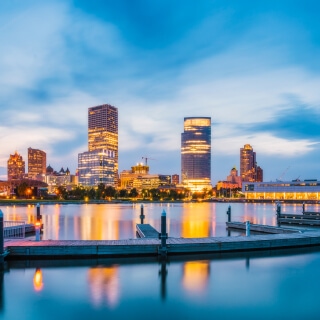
181;117;211;192
78;149;115;187
172;174;179;185
7;151;25;180
240;144;263;182
88;104;118;182
28;147;46;180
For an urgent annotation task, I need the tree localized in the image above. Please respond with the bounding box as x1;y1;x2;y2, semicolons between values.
119;189;128;198
129;188;138;198
17;182;28;197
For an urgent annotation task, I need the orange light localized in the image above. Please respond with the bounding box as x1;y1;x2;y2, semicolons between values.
33;268;44;291
35;221;41;227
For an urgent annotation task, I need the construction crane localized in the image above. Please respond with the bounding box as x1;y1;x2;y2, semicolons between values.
277;166;290;182
142;156;155;166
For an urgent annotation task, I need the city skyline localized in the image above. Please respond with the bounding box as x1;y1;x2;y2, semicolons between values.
1;1;320;184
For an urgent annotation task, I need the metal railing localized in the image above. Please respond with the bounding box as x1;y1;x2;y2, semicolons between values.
4;221;26;239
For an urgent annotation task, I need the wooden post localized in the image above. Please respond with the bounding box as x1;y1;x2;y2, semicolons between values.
158;210;168;255
276;202;281;226
246;221;250;237
0;210;3;258
302;202;305;214
140;204;145;224
226;205;231;222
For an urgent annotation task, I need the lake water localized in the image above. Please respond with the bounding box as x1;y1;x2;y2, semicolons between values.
1;202;320;320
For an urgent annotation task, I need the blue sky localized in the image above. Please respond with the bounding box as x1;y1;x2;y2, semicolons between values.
1;0;320;184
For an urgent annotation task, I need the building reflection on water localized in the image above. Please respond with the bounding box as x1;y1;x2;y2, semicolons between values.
182;261;210;293
33;268;44;292
88;266;119;307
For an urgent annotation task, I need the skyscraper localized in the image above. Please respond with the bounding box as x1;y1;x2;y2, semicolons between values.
181;117;211;191
88;104;118;182
28;147;46;180
240;144;263;182
7;151;25;180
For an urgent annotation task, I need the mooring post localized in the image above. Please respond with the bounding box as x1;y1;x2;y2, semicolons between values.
35;221;41;241
140;204;145;224
226;205;231;222
246;221;250;237
302;202;305;214
36;203;42;222
276;202;281;226
0;210;3;259
158;210;168;255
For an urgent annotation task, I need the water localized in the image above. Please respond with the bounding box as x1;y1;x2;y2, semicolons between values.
2;202;318;240
1;202;320;320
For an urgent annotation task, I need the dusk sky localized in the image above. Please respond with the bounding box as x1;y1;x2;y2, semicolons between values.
1;0;320;184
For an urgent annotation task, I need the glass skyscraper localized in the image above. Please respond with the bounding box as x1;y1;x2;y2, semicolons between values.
181;117;211;191
88;104;118;181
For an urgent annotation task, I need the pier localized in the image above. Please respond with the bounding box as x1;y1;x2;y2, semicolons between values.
136;224;159;238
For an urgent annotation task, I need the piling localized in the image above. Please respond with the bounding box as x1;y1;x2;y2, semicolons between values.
226;205;231;222
158;210;168;255
0;210;3;260
246;221;250;237
302;202;305;214
140;204;145;224
35;222;41;241
36;203;42;222
276;202;281;227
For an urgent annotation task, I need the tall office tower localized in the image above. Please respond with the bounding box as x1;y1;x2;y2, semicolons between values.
88;104;118;183
181;117;211;192
7;151;25;180
240;144;263;182
28;147;46;180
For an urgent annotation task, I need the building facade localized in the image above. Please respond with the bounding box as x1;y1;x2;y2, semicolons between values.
7;151;25;180
28;147;46;181
226;167;242;188
78;150;115;187
181;117;211;191
240;144;263;182
88;104;118;182
243;179;320;201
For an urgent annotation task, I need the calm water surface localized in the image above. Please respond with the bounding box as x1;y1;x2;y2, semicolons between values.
2;202;319;240
1;202;320;320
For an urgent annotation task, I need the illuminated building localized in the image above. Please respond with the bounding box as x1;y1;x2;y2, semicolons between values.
240;144;263;182
45;166;76;193
119;164;172;191
28;147;46;181
88;104;118;183
227;167;242;188
7;151;25;180
243;179;320;200
78;150;115;187
181;117;211;192
172;174;179;185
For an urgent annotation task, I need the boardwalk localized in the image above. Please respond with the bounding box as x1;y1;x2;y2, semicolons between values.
4;229;320;258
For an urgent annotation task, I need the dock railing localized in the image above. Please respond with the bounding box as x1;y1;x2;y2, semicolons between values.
4;221;26;239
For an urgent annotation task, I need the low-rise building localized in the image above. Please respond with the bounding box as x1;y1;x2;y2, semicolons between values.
243;179;320;201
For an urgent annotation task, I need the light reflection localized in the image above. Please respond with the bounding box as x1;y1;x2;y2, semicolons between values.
182;261;210;293
88;266;119;307
33;268;44;292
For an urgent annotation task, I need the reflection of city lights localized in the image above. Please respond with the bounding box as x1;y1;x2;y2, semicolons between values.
88;266;119;307
33;268;44;291
182;261;210;293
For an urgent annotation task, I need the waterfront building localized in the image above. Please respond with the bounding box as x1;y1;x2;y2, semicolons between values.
28;147;46;181
7;151;25;180
88;104;118;183
243;179;320;201
78;149;115;187
181;117;212;192
240;144;263;182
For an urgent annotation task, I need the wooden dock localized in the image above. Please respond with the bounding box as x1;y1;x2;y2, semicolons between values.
4;228;320;259
226;222;300;234
136;224;159;238
279;213;320;226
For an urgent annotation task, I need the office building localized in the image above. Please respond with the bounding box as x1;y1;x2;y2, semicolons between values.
88;104;118;182
181;117;211;192
240;144;263;182
172;174;179;185
78;149;115;187
7;151;25;180
28;147;46;180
